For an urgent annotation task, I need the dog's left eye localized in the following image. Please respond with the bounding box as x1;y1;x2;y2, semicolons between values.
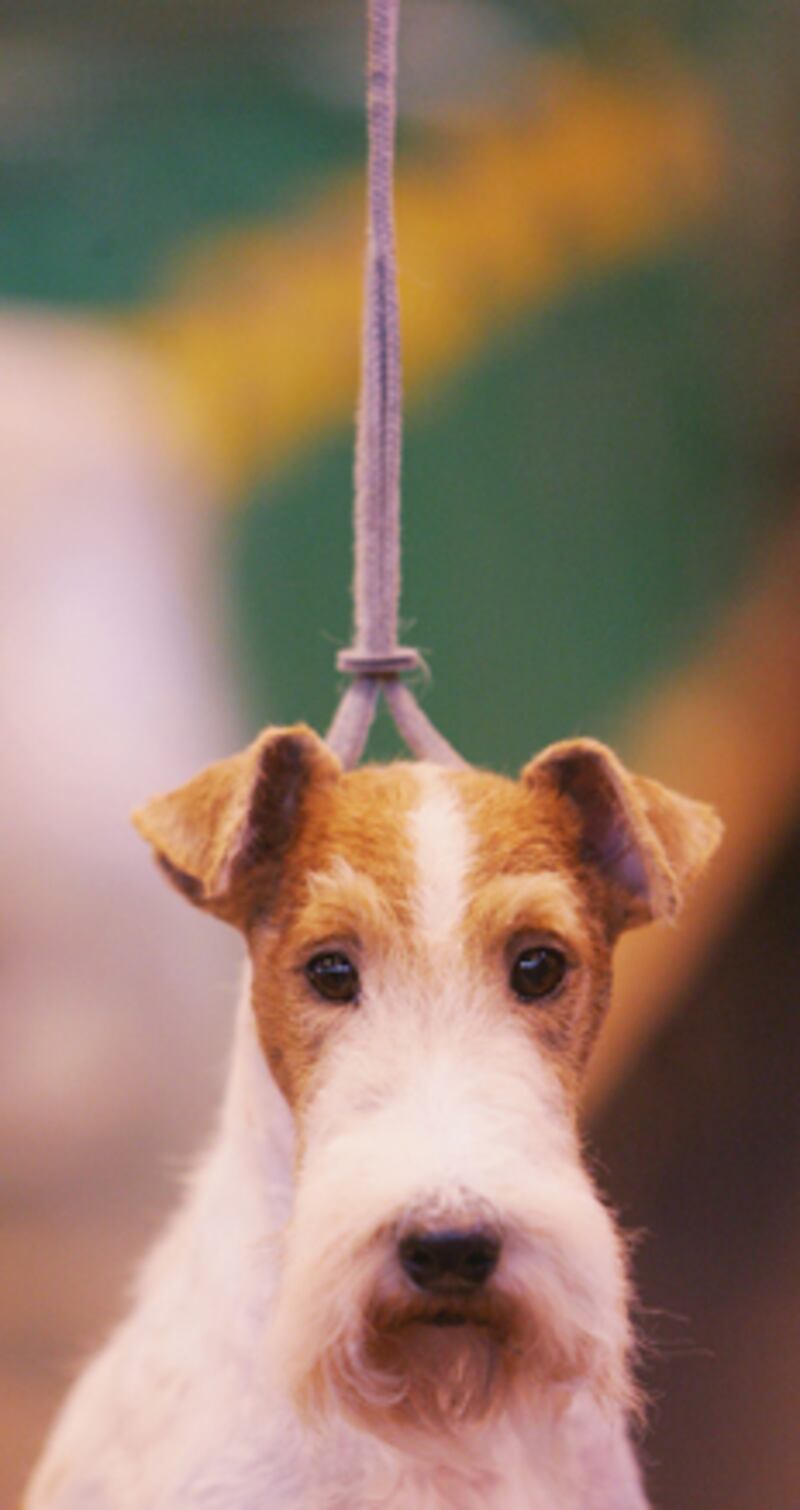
305;951;360;1004
510;946;567;1001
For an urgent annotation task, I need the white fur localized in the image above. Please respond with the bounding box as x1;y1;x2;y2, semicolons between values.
408;766;473;941
27;773;649;1508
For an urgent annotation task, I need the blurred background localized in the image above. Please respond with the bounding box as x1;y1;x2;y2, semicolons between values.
1;2;799;1504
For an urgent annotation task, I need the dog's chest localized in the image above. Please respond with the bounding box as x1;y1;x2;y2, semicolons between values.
270;1411;595;1510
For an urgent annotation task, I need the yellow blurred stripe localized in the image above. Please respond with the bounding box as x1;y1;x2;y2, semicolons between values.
132;58;723;494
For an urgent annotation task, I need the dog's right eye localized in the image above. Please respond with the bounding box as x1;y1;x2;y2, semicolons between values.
305;951;360;1004
510;945;567;1002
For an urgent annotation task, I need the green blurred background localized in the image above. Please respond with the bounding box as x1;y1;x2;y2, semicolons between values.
0;0;779;765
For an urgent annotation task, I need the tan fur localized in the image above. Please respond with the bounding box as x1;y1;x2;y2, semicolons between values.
446;768;609;1081
464;872;586;947
248;763;418;1111
135;729;722;1110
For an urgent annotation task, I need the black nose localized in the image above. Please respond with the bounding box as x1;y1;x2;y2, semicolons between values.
398;1227;501;1294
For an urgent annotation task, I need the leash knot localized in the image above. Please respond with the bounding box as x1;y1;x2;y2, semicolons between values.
336;647;422;677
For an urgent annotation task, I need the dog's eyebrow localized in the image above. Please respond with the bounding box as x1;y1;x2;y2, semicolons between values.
298;858;401;939
465;872;585;945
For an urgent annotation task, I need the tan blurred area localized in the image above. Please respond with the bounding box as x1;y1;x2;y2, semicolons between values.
587;513;800;1112
0;315;243;1503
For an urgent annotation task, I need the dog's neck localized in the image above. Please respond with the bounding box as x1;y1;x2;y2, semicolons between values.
218;971;296;1189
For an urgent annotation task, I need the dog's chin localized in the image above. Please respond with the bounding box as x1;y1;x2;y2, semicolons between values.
302;1288;583;1447
364;1302;509;1435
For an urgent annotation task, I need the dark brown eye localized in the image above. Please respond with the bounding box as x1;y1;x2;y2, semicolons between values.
510;946;567;1001
305;951;360;1004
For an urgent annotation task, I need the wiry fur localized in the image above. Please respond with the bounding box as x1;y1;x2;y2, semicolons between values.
271;989;635;1442
28;731;722;1508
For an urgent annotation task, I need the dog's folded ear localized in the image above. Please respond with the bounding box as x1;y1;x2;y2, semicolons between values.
132;725;340;926
522;737;723;932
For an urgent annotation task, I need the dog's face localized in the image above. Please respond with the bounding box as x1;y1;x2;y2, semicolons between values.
135;727;721;1444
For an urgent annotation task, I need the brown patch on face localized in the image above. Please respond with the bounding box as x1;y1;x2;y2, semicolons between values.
449;766;617;1086
247;764;419;1112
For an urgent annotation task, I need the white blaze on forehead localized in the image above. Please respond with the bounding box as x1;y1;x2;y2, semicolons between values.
408;767;473;943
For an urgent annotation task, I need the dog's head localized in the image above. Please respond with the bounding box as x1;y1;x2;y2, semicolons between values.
135;726;721;1443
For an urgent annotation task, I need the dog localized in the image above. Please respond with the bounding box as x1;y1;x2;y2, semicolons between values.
27;723;722;1508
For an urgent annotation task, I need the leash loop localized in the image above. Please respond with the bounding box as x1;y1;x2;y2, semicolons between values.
325;0;465;770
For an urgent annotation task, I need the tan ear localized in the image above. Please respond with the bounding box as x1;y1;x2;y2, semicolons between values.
132;724;340;927
523;737;723;931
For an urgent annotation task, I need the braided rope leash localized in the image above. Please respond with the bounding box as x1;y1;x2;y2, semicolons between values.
325;0;465;770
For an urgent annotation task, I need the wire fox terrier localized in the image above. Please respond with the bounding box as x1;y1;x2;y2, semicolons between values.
28;725;721;1509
